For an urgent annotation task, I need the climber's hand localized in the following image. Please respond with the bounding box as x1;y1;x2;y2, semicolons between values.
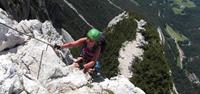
54;44;61;49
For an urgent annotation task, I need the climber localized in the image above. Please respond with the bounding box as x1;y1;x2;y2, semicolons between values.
54;28;105;74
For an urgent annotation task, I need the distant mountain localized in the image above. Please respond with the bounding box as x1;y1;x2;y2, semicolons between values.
0;0;121;39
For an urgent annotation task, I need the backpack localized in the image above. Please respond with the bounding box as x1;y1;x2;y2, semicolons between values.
97;32;107;53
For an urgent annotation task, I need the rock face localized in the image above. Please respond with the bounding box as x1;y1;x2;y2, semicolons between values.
118;32;147;78
135;19;147;32
0;8;145;94
107;11;128;27
0;8;27;52
0;0;121;39
91;76;145;94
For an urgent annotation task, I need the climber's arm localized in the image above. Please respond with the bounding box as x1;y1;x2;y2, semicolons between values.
60;37;87;48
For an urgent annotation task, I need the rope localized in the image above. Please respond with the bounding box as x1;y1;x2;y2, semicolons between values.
0;22;53;46
37;50;45;79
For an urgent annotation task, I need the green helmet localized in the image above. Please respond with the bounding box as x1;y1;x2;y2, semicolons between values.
87;28;101;41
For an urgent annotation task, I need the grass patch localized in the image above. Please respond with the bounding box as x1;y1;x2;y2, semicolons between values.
177;56;182;69
103;89;114;94
172;7;183;15
165;24;188;42
170;0;196;14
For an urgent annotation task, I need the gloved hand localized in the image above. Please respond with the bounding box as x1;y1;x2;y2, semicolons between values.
79;64;85;70
54;44;61;49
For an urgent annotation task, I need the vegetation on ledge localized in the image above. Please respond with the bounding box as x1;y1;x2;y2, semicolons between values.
130;22;173;93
